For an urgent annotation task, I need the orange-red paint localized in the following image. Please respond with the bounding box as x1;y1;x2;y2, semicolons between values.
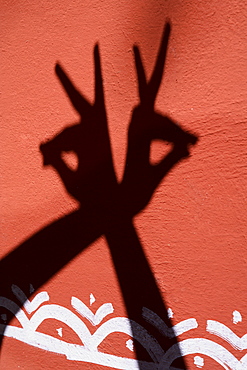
1;0;246;368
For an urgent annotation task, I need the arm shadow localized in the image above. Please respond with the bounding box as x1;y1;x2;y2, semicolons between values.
0;23;198;369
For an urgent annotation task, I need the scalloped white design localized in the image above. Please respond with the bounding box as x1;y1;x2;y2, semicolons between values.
0;287;246;369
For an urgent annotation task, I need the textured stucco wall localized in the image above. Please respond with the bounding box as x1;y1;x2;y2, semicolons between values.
1;0;246;369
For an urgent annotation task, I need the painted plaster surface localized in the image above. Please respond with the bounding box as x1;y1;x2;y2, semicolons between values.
1;0;247;368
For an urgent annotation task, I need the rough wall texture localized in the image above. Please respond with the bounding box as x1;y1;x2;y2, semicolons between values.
1;0;246;369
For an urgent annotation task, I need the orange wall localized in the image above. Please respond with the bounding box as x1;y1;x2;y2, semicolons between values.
1;0;246;369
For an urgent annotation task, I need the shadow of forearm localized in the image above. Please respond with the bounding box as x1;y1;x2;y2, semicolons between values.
105;219;187;368
0;209;102;336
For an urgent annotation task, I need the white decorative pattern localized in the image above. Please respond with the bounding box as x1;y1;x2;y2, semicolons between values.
194;356;204;368
0;286;246;369
71;296;114;326
233;311;242;325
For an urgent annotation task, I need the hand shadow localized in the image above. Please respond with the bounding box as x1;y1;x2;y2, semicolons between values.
0;23;197;369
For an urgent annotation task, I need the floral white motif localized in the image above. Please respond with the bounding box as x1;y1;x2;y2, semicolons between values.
0;286;246;370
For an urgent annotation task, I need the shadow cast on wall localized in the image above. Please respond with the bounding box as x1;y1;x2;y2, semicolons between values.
0;23;198;369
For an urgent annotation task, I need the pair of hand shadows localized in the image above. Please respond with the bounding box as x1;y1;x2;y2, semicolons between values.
40;23;197;223
1;23;197;369
39;23;197;368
